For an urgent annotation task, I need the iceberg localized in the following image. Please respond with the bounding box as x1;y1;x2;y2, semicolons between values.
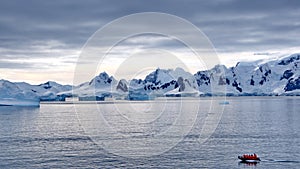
0;98;40;107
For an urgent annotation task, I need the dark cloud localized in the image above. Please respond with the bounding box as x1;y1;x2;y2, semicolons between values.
1;0;300;68
0;61;36;69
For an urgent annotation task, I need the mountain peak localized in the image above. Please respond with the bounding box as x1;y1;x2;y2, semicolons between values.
97;71;110;79
2;53;300;103
278;53;300;65
87;72;116;87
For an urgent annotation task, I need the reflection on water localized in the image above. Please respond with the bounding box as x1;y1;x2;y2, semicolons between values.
238;161;259;166
0;97;299;168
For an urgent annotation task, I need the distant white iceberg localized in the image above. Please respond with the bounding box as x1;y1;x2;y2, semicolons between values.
0;98;40;107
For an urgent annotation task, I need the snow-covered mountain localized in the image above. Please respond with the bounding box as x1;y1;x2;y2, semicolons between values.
62;53;300;97
194;53;300;96
57;68;199;100
125;67;199;99
0;80;72;106
60;72;118;98
1;53;300;105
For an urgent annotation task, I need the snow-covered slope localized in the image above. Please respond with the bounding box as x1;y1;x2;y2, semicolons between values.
126;68;199;99
194;53;300;95
59;72;118;98
0;80;39;106
16;81;72;101
0;80;72;106
57;68;200;100
1;53;300;104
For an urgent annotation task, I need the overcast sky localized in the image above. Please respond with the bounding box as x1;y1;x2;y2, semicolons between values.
1;0;300;84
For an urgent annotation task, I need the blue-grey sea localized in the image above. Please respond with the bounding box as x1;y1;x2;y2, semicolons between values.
0;97;299;168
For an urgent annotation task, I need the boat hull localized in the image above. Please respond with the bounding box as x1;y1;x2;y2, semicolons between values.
238;156;261;162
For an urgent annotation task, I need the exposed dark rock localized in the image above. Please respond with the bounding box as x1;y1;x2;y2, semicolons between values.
177;77;185;92
278;54;300;65
116;80;128;92
284;77;300;91
281;70;294;80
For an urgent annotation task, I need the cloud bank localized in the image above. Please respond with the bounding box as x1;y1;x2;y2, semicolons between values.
1;0;300;84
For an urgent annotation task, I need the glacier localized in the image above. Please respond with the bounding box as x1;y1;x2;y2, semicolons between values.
1;53;300;105
0;80;72;106
59;53;300;97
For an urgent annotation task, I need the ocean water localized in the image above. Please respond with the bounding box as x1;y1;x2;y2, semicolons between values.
0;97;299;168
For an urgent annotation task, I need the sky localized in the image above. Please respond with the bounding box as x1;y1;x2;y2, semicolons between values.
1;0;300;84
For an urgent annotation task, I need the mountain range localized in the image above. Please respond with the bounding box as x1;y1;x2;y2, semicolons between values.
1;53;300;105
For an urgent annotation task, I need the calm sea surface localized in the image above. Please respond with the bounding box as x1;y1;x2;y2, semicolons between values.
0;97;299;168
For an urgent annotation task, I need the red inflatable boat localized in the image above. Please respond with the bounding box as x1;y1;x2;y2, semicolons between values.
238;153;261;162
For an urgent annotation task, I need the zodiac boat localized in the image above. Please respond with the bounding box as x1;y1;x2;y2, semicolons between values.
238;154;261;162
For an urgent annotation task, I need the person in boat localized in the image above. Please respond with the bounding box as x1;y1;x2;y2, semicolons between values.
239;153;260;161
242;154;256;159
